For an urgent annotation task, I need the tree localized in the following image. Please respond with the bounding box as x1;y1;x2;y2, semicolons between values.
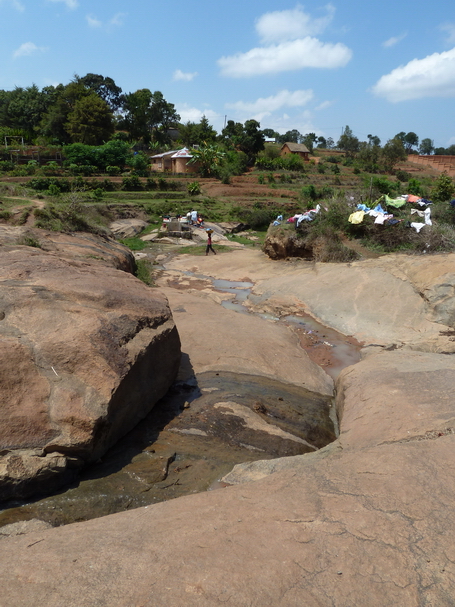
188;143;226;177
357;141;381;172
403;132;419;152
120;89;180;143
39;81;90;144
302;132;317;153
277;129;302;144
77;73;123;112
65;93;114;145
178;115;217;147
419;138;434;155
316;136;327;148
367;134;381;147
262;128;279;140
221;119;265;162
337;126;359;157
380;137;407;173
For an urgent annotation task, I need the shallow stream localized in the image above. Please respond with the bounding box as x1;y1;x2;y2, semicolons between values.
0;254;362;530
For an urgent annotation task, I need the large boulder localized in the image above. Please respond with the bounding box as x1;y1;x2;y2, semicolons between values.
0;238;181;501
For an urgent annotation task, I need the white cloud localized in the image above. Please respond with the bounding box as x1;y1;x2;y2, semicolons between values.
256;4;335;44
440;23;455;46
382;32;407;48
218;5;351;78
315;100;333;111
176;104;220;125
47;0;79;8
372;47;455;102
86;14;102;28
173;69;198;82
0;0;24;9
218;38;351;77
226;89;313;121
13;42;47;58
86;12;125;30
109;12;125;27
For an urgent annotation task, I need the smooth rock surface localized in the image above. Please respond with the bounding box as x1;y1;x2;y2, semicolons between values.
1;349;455;606
157;281;334;397
0;236;181;500
2;246;455;606
109;218;148;239
164;249;455;351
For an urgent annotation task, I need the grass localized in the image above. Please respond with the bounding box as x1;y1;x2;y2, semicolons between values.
135;259;154;285
119;236;147;250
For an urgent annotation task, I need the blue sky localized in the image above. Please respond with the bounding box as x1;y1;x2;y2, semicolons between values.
1;0;455;148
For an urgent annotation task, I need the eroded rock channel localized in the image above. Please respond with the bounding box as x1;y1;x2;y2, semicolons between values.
0;372;335;527
0;237;359;529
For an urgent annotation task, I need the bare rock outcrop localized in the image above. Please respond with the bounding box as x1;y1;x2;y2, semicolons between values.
0;234;181;501
1;349;455;606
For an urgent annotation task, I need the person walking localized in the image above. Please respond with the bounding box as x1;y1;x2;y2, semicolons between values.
205;229;216;255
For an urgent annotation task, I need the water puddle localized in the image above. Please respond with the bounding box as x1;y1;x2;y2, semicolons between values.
0;372;334;529
174;270;362;379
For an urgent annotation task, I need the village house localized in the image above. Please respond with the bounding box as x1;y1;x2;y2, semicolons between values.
149;147;200;174
280;142;310;162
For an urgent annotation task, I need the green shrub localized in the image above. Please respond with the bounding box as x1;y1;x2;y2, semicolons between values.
239;208;277;229
432;173;455;202
395;170;411;182
0;160;15;172
47;184;61;196
92;188;104;200
407;178;422;196
187;181;201;196
121;175;143;191
106;165;121;176
301;184;318;202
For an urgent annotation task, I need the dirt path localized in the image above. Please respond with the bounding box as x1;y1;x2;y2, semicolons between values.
7;196;45;227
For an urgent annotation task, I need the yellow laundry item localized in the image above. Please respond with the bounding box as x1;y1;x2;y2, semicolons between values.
348;210;365;224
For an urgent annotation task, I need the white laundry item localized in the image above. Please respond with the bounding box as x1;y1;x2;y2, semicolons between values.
410;222;425;233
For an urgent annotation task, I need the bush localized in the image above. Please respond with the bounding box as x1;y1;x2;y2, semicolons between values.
239;208;277;229
407;178;422;196
301;184;318;202
106;165;121;176
432;173;455;202
121;175;143;191
0;160;15;172
47;184;61;196
395;170;411;182
187;181;201;196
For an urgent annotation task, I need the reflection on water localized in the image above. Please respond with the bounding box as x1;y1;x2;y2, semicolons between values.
0;372;334;529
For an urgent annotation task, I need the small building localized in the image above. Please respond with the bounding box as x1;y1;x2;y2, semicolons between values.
149;148;200;173
149;150;179;172
171;148;199;174
280;142;310;161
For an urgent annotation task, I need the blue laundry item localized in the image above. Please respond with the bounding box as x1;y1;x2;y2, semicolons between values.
450;199;455;208
373;204;386;214
419;198;432;205
357;204;370;212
